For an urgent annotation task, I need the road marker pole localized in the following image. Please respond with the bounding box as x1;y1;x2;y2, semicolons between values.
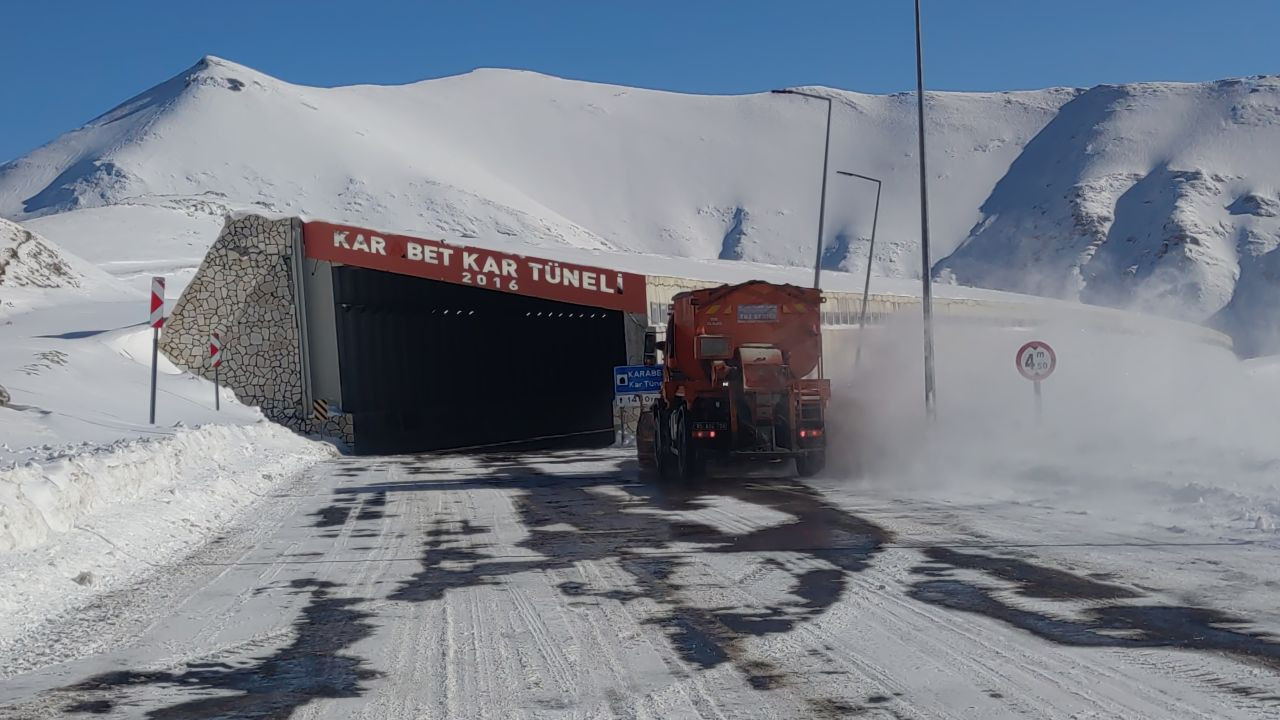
149;277;165;424
616;398;625;447
210;332;223;411
150;327;159;424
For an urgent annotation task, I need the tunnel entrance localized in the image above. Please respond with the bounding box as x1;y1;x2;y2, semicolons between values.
331;266;627;455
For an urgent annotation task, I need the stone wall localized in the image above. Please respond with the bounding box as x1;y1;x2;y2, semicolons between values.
160;214;353;447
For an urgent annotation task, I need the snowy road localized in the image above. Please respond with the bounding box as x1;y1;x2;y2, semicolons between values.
2;448;1279;719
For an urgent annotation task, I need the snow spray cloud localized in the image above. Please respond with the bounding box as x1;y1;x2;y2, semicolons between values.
822;309;1280;504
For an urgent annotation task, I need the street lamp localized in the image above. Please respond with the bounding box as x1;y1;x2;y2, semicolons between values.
771;88;833;290
835;170;881;372
915;0;938;418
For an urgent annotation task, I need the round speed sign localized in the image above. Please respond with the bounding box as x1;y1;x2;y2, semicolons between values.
1016;341;1056;381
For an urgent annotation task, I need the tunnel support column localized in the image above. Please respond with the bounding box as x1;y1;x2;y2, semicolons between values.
616;311;651;447
290;218;315;416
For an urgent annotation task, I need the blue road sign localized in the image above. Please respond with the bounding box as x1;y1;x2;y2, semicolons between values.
614;365;663;394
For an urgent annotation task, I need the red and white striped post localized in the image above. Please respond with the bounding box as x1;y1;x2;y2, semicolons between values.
209;332;223;411
149;276;165;424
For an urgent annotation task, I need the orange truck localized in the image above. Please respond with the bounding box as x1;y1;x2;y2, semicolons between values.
637;280;831;479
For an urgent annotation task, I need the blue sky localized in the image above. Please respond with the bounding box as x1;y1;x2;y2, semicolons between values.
2;0;1276;162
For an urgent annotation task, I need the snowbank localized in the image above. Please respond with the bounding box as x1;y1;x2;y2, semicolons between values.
0;422;333;653
0;422;331;552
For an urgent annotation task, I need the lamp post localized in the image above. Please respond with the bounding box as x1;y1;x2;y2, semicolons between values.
915;0;938;418
771;88;833;290
835;171;881;372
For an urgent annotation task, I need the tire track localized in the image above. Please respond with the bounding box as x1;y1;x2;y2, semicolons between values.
650;488;1225;719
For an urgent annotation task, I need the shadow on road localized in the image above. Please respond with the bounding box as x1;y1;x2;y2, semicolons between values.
373;450;894;689
58;579;379;719
911;547;1280;702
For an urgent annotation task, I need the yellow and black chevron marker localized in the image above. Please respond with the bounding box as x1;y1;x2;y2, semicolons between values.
702;304;735;315
313;398;329;422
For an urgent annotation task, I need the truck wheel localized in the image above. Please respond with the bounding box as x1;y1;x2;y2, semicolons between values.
654;408;674;480
636;410;656;469
676;414;703;482
796;452;826;478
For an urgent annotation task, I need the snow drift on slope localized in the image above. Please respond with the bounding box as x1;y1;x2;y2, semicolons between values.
0;220;82;291
20;201;227;294
0;217;134;317
0;217;123;293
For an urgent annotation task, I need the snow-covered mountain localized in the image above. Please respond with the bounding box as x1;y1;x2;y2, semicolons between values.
0;56;1068;274
1;57;1277;352
936;77;1280;356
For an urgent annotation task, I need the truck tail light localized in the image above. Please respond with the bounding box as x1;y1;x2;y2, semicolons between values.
799;428;824;438
692;429;717;439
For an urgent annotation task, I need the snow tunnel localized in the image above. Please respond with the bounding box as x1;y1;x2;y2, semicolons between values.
298;221;644;455
326;267;625;453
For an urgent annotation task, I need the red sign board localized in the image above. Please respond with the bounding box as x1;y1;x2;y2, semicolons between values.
1016;341;1056;381
302;221;647;314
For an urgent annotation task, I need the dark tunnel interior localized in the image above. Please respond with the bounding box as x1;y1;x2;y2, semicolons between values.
332;266;628;454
